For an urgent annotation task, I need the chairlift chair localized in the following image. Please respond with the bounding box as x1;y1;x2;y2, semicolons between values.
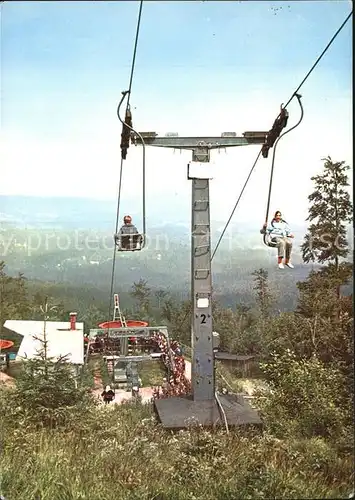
260;227;278;248
260;94;304;250
115;232;144;252
115;92;147;253
114;214;145;252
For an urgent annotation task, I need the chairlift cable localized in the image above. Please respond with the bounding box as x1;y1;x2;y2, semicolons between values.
212;10;352;261
117;94;147;240
211;150;262;262
282;10;352;111
126;0;144;108
107;0;144;335
113;0;144;235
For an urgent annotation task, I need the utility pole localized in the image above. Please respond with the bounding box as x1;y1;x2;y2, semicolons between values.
133;130;266;428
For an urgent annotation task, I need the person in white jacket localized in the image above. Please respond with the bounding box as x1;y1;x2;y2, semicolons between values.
263;210;294;269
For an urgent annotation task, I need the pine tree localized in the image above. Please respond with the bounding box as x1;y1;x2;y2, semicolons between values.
0;261;32;325
31;290;66;321
296;158;353;384
155;289;168;309
161;297;191;346
301;156;353;269
14;298;95;426
130;279;151;316
252;268;273;319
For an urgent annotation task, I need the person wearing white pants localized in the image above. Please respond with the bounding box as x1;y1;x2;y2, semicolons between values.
264;211;295;269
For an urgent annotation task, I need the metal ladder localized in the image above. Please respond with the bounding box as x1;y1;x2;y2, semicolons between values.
113;293;131;355
113;293;127;327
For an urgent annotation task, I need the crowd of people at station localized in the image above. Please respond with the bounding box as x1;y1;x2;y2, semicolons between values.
151;333;192;399
85;334;156;356
86;324;191;400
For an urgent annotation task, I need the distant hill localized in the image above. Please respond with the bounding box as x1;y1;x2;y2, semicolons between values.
1;194;352;257
0;194;309;234
0;194;352;313
0;195;117;230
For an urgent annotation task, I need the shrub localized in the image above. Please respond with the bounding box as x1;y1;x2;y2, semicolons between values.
255;350;351;439
7;351;97;429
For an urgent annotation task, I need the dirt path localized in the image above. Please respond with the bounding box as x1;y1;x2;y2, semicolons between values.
92;360;155;406
92;356;192;407
91;364;105;403
0;371;15;387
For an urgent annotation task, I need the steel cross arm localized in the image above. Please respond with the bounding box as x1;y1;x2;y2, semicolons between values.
89;326;168;339
133;134;267;149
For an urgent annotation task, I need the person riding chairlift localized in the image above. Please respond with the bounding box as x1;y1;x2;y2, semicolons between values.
119;215;139;235
114;215;139;247
262;210;294;269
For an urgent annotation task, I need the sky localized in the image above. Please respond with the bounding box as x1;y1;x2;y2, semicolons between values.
1;0;353;227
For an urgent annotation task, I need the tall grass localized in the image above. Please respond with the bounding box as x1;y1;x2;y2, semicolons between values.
138;360;166;386
0;397;353;500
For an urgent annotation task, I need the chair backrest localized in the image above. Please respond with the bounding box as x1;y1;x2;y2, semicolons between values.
117;233;143;252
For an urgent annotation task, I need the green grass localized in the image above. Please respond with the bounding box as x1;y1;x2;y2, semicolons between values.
1;353;353;500
215;361;255;393
0;399;353;500
98;357;111;387
80;360;96;389
138;360;166;386
94;356;166;388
